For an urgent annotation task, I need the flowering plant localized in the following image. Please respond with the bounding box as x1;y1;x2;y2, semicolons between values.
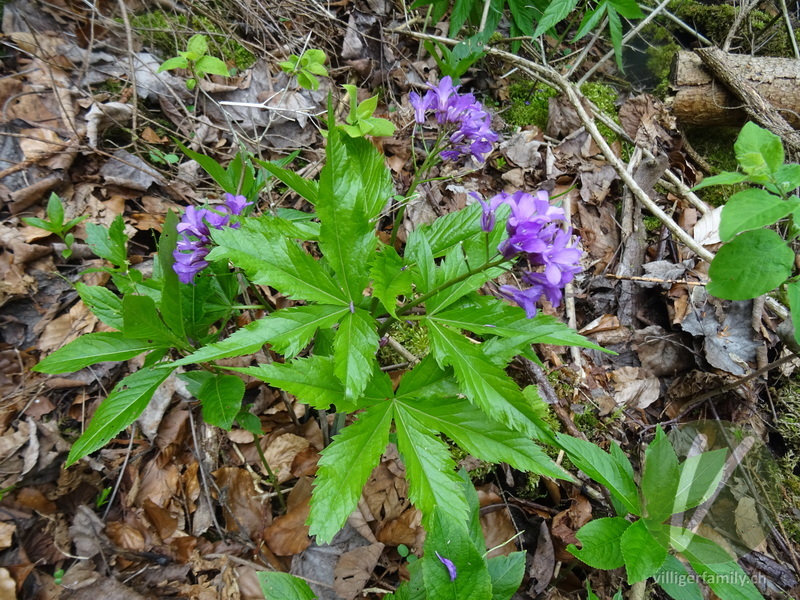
33;83;603;599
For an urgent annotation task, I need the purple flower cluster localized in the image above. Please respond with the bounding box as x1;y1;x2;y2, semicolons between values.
479;190;582;318
409;76;498;163
173;193;252;284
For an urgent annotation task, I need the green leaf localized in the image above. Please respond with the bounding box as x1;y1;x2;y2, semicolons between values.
157;55;189;72
430;304;530;338
719;188;798;241
66;364;173;465
253;158;319;204
668;527;734;565
86;215;128;267
334;309;380;401
735;122;784;177
33;333;158;374
195;55;230;77
395;354;459;400
185;78;197;91
506;0;536;36
236;409;263;435
172;305;348;366
606;5;625;71
405;229;436;294
457;469;485;549
175;141;233;193
308;401;393;543
487;553;527;600
364;116;396;137
356;95;379;120
608;0;644;18
449;0;474;36
400;397;570;480
394;403;469;528
773;163;800;192
186;34;208;58
46;192;65;228
371;245;413;316
681;555;764;600
653;555;704;600
21;217;56;233
235;356;342;410
787;280;800;348
75;283;123;330
424;203;483;257
533;0;580;38
692;171;750;190
426;320;556;443
567;517;631;569
641;427;680;522
209;221;348;305
421;510;492;600
157;210;185;338
707;228;794;300
620;519;668;583
122;295;178;346
258;572;317;600
296;70;318;91
197;373;245;430
573;4;607;41
317;128;392;301
673;448;727;514
426;245;502;314
556;434;641;515
178;370;214;397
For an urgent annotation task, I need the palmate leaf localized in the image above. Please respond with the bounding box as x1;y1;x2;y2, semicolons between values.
317;127;392;301
234;356;342;409
33;333;161;374
308;401;393;543
171;305;348;366
334;309;380;402
394;402;469;528
532;0;580;38
371;245;413;317
66;363;174;465
426;319;556;443
398;397;569;480
395;354;459;400
426;245;503;314
209;221;347;305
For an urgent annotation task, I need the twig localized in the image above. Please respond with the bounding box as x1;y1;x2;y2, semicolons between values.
254;435;287;512
102;423;136;521
578;0;674;85
114;0;138;139
385;336;420;364
565;18;608;79
778;0;800;59
639;4;712;47
722;0;760;52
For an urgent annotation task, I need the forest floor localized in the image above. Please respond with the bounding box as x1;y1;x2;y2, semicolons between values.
0;0;799;599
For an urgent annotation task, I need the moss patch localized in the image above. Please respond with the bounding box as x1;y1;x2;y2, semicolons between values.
684;125;747;207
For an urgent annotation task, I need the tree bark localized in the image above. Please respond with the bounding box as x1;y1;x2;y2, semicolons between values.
669;50;800;130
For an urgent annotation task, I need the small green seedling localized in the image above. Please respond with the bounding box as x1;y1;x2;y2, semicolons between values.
148;148;180;165
340;84;396;138
424;36;486;83
22;192;89;258
53;569;64;585
279;48;328;91
95;486;112;509
157;34;230;91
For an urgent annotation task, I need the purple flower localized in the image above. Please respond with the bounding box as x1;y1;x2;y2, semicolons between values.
499;284;545;318
409;76;497;164
173;194;253;284
472;192;504;232
435;552;457;581
490;189;583;317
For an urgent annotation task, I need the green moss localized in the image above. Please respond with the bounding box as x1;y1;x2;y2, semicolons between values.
129;10;256;71
670;0;800;57
504;81;622;144
643;215;662;233
376;321;429;366
772;381;800;545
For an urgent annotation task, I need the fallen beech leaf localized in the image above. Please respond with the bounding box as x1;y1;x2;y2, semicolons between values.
0;523;15;550
334;543;385;600
263;496;311;556
262;433;309;483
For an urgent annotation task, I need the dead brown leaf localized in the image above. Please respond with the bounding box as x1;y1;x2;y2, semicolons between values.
334;542;385;600
263;496;311;556
213;467;269;540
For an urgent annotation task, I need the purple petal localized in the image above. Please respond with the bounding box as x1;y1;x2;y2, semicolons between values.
435;552;457;581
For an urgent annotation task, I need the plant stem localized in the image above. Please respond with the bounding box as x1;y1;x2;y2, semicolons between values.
254;434;287;512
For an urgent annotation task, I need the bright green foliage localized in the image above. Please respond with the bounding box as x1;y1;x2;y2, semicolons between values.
259;572;317;600
279;48;328;91
564;429;765;600
424;36;486;82
86;214;128;268
157;33;230;90
696;122;800;349
340;85;396;137
196;373;245;430
22;192;88;258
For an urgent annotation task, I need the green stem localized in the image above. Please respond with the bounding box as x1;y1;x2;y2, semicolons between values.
254;434;287;512
377;255;507;336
